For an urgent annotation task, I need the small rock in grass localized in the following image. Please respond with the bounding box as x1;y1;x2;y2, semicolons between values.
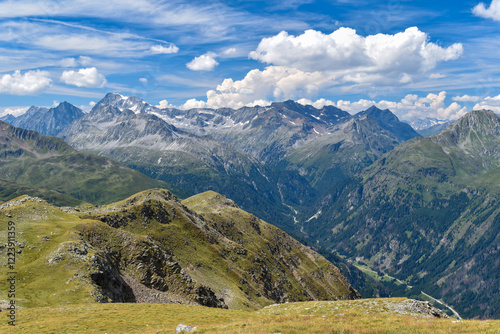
176;324;197;333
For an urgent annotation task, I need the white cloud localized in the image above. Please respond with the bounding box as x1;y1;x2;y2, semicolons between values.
180;98;208;109
157;99;176;109
473;0;500;21
452;95;481;102
60;56;93;67
222;47;237;56
150;44;179;54
429;73;446;79
473;94;500;112
201;66;333;109
0;20;176;59
36;34;151;56
189;27;464;110
249;27;463;85
0;70;52;95
298;91;468;121
139;78;148;84
60;58;78;67
60;67;107;88
297;98;336;109
186;52;219;71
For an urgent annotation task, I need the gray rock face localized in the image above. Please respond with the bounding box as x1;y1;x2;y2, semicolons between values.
9;102;84;136
404;299;449;318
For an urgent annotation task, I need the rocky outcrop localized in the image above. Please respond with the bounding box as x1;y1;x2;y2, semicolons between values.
77;212;229;309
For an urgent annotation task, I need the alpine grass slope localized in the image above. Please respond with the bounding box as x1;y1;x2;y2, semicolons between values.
0;189;359;312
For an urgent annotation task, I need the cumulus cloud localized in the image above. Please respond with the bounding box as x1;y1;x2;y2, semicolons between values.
473;0;500;21
187;27;463;111
180;98;208;109
298;91;468;121
186;52;219;71
157;99;177;109
296;98;336;109
60;67;106;87
197;66;333;109
0;70;52;95
150;44;179;54
452;95;481;102
249;27;463;85
139;77;148;83
473;94;500;112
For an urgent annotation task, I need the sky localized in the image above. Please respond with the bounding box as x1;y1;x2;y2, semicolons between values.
1;0;500;121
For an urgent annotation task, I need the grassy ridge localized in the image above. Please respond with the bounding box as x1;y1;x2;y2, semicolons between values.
1;300;499;333
0;189;357;315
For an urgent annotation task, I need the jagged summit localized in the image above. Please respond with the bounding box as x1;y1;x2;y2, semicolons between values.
92;92;158;114
356;105;420;141
445;109;499;135
6;101;84;136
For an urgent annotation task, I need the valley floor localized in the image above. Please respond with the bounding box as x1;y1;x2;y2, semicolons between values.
1;298;499;333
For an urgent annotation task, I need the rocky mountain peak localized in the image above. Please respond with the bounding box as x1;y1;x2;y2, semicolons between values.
356;105;419;142
437;109;499;140
432;110;500;159
3;102;84;136
271;99;299;109
93;93;157;114
455;109;499;133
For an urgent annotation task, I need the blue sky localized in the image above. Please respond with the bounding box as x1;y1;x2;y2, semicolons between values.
1;0;500;120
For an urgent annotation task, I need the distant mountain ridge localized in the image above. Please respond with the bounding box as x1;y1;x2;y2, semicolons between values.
7;102;85;136
408;117;452;137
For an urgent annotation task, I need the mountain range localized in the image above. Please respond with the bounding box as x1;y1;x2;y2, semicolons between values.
1;93;499;319
54;93;420;231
